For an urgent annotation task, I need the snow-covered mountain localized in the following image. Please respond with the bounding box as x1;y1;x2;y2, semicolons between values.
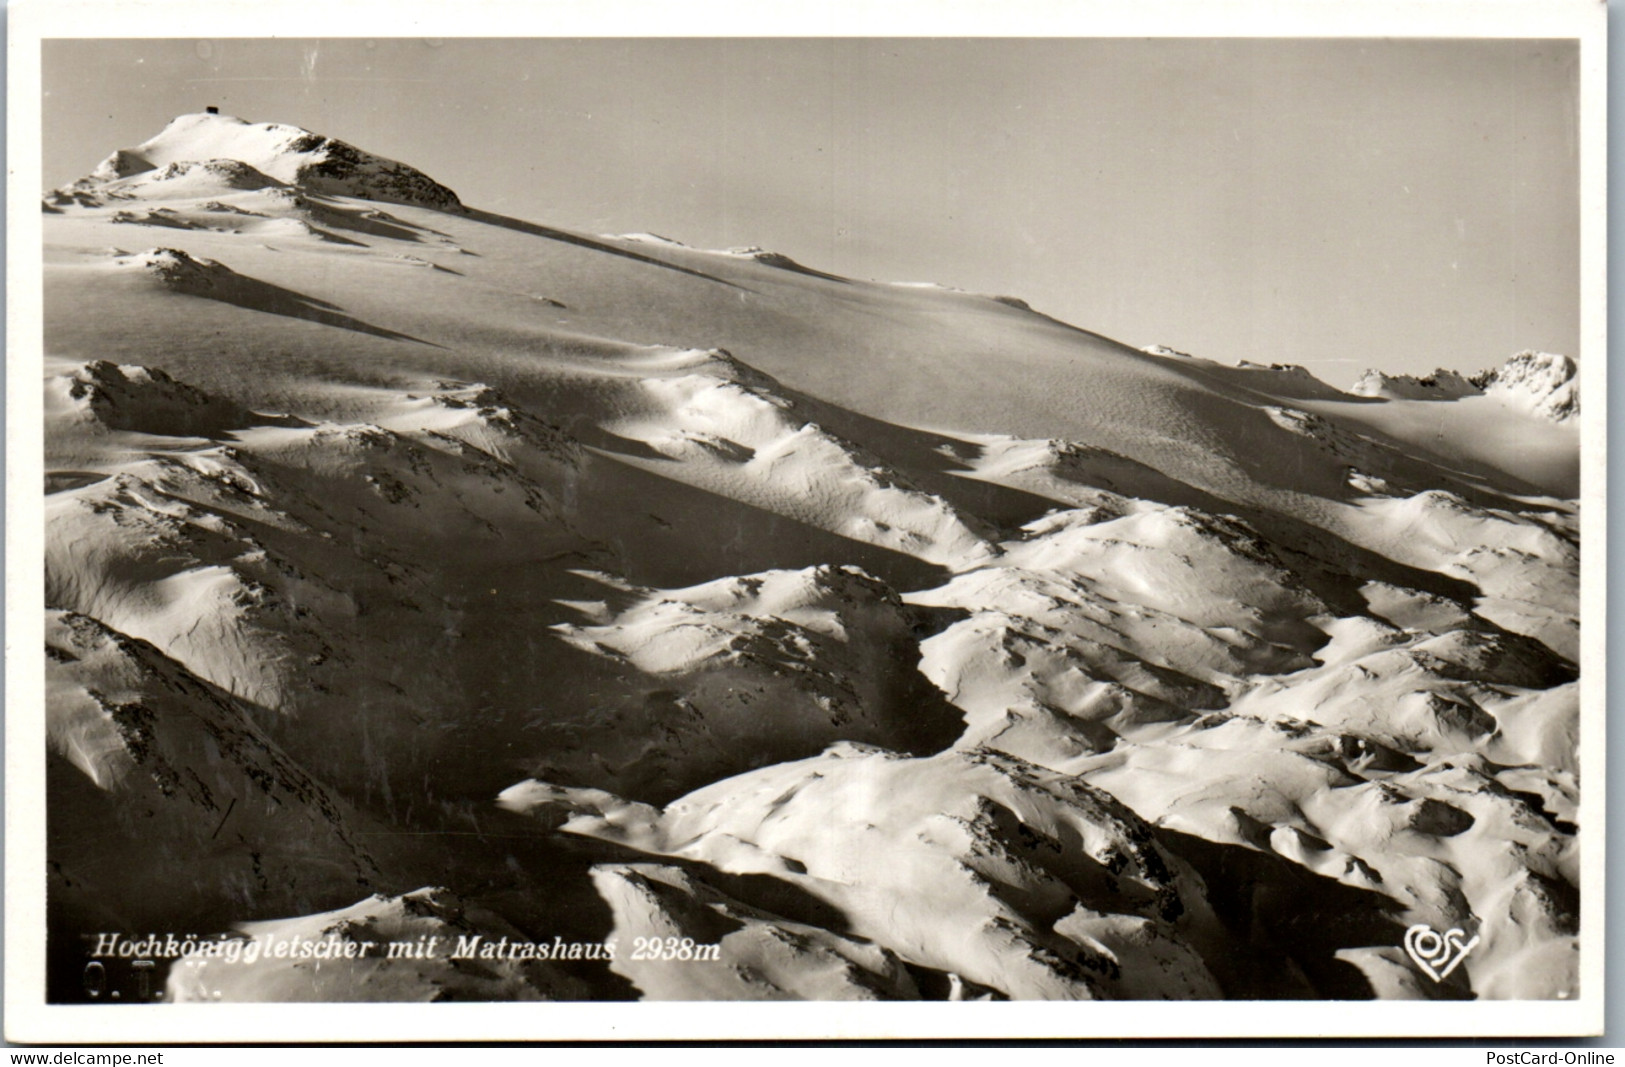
1477;351;1580;423
38;113;1582;1003
1349;367;1483;402
60;112;464;211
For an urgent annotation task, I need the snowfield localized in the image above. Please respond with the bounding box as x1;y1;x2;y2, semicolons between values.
38;113;1583;1003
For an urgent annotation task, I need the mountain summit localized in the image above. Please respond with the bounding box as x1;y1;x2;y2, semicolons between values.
1476;350;1579;422
1350;350;1578;423
66;111;464;212
37;113;1583;1005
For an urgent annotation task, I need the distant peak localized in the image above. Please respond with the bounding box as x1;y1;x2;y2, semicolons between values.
72;112;464;213
1349;351;1578;422
1348;367;1480;401
1476;350;1578;422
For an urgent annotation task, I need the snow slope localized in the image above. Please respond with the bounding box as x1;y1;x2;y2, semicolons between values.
34;113;1582;1004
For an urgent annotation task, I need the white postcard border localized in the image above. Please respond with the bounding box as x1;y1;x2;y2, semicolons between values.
6;0;1607;1043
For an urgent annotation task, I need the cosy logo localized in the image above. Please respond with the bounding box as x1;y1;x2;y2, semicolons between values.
1403;923;1479;982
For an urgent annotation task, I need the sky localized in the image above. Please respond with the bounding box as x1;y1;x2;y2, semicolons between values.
42;36;1580;384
